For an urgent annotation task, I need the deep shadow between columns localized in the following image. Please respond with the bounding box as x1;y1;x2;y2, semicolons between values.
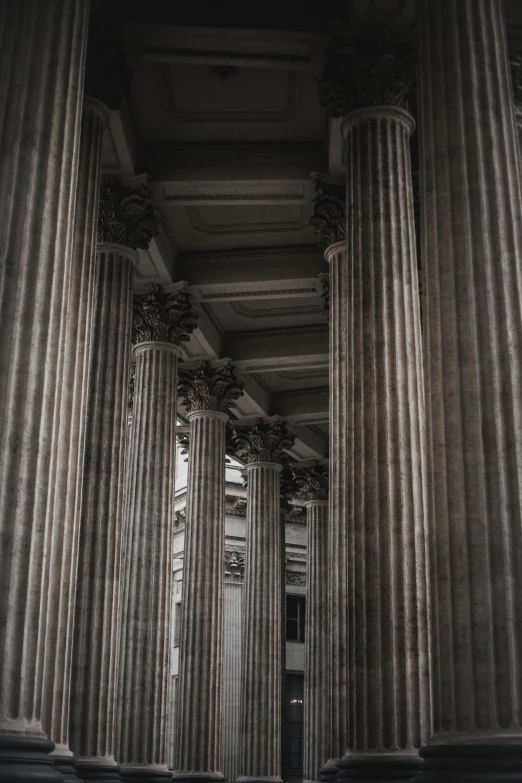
173;774;225;783
319;763;339;782
51;754;81;782
119;768;173;782
336;754;421;782
0;736;64;783
74;761;121;782
417;744;522;783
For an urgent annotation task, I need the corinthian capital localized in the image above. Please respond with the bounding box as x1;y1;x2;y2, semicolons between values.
318;25;415;117
178;359;243;414
292;461;329;501
132;283;198;346
232;417;295;466
310;177;345;248
97;174;159;250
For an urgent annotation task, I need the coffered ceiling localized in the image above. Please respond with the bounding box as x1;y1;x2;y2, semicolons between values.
102;1;522;461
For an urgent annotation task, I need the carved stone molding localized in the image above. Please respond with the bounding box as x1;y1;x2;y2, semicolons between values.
97;174;159;250
318;25;415;117
232;417;295;465
310;178;346;248
224;550;245;583
286;571;306;587
319;273;330;319
178;359;244;413
292;461;329;501
132;283;198;346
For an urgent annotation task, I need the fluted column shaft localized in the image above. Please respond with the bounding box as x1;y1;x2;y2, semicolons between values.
0;1;88;779
174;410;228;779
323;241;349;781
416;1;522;778
238;462;283;783
304;500;329;783
117;341;180;782
338;107;429;777
70;244;136;782
39;97;108;782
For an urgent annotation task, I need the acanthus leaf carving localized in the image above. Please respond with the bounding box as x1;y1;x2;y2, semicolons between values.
292;460;329;501
224;550;245;583
178;359;244;413
319;273;330;320
318;25;415;118
232;417;295;466
132;283;198;346
97;174;159;250
310;177;346;248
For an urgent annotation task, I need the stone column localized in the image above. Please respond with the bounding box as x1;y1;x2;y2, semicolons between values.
311;180;347;783
173;361;243;782
0;2;88;780
116;284;197;782
319;29;430;781
232;418;295;783
69;175;159;783
292;463;329;783
417;1;522;780
39;95;109;783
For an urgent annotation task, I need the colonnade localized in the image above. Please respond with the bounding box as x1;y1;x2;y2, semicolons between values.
2;2;522;783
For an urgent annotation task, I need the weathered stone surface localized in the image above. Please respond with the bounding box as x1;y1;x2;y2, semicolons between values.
97;174;159;250
70;244;137;781
232;417;294;465
0;1;88;779
174;364;243;781
417;0;522;772
324;241;350;773
41;96;108;778
234;418;294;783
117;340;180;782
337;103;429;778
178;359;243;414
132;283;197;346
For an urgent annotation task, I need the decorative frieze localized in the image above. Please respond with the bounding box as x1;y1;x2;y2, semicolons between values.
97;173;159;249
232;416;295;465
292;461;329;501
132;283;197;346
178;359;243;413
318;26;415;117
286;571;306;587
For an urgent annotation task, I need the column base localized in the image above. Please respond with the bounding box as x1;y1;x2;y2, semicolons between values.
75;761;121;782
120;768;173;782
319;764;339;782
418;744;522;782
0;736;64;783
336;755;421;782
52;754;82;781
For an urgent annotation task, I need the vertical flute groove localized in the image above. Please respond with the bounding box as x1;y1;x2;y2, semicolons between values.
174;411;227;775
39;96;107;756
117;342;179;773
239;463;283;781
304;501;329;782
418;0;522;743
0;0;88;739
69;247;134;765
341;108;429;756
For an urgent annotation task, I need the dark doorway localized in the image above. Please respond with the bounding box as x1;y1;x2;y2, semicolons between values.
283;672;304;782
